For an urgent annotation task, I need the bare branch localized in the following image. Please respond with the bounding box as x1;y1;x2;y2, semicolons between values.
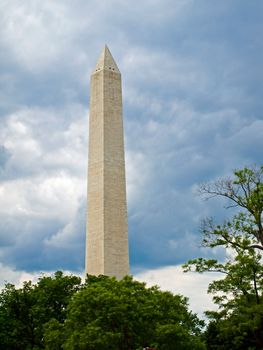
247;244;263;251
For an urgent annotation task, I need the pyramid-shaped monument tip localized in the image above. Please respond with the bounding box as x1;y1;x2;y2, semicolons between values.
93;45;120;74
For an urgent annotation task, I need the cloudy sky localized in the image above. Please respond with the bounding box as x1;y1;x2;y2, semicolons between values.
0;0;262;316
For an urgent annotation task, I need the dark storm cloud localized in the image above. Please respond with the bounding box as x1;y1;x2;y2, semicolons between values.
0;215;62;270
0;0;262;274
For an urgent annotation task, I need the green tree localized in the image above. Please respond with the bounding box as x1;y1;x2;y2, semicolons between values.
184;249;263;349
45;275;205;350
0;281;36;350
183;166;263;349
0;271;81;349
199;166;263;251
0;272;205;350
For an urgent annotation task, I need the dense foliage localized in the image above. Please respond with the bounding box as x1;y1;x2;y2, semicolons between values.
0;273;205;350
184;166;263;349
0;271;81;349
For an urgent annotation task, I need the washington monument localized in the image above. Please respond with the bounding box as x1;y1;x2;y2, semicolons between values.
85;46;130;279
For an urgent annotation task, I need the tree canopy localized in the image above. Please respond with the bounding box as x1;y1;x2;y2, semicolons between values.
0;273;205;350
184;166;263;349
199;166;263;251
0;271;81;350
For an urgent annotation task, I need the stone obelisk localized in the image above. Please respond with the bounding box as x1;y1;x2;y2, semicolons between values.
85;45;129;279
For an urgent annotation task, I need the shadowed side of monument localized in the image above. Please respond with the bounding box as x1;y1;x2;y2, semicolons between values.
86;46;129;280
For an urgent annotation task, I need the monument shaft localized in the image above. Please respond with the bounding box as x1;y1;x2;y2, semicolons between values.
86;46;129;279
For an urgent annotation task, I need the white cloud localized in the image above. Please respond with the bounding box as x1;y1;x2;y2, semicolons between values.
0;105;88;269
135;265;219;319
0;262;39;288
0;105;88;175
0;1;90;72
0;105;87;221
122;47;201;89
44;198;86;249
0;262;84;289
0;174;83;219
126;150;152;210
